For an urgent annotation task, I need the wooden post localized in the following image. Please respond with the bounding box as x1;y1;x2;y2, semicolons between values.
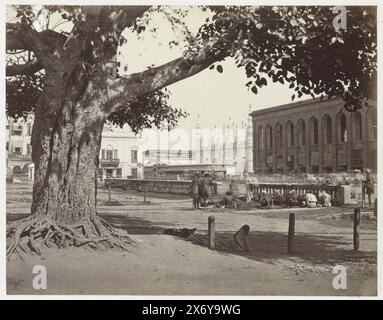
208;215;215;250
374;198;377;219
353;207;361;251
108;184;111;202
288;213;295;254
144;185;147;202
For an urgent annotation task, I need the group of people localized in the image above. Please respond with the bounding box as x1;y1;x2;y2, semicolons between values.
191;173;212;209
190;169;376;210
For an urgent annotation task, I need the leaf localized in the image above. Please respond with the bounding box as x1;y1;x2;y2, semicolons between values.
216;65;223;73
298;18;306;25
251;86;258;94
260;78;267;86
209;64;215;70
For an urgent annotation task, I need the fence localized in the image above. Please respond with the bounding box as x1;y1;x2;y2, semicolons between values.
105;179;218;195
248;183;346;206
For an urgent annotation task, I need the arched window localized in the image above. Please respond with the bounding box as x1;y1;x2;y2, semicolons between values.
13;166;22;175
352;111;362;141
297;120;306;146
337;113;348;142
286;121;294;147
275;123;283;148
323;115;332;144
309;117;319;145
265;124;273;149
258;126;264;150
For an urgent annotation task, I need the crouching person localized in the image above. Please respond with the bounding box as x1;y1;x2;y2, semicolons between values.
319;190;332;207
305;192;318;208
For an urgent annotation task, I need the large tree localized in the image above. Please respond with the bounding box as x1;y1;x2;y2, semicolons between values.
6;5;376;257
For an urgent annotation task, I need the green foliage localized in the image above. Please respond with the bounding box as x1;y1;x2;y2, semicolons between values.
6;73;43;119
6;4;377;128
199;6;377;110
107;88;189;134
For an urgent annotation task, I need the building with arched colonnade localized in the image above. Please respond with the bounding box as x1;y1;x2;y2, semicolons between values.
251;98;376;174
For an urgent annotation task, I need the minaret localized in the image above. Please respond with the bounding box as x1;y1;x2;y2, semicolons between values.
245;105;254;173
211;125;216;164
222;123;226;165
195;113;203;164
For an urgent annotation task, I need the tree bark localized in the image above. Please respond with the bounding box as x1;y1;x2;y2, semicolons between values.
31;72;107;226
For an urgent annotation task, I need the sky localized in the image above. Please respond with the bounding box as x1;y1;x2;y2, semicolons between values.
6;5;307;135
118;6;305;133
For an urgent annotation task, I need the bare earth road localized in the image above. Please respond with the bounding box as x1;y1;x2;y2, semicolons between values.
6;182;377;296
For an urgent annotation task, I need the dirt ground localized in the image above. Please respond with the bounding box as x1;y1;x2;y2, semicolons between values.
6;182;377;296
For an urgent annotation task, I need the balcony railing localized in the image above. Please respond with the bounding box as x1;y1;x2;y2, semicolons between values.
100;158;120;167
8;153;32;161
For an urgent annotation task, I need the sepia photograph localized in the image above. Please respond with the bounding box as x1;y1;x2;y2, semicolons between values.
3;1;379;299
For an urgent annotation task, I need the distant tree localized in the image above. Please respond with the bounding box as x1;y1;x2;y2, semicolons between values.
6;5;376;257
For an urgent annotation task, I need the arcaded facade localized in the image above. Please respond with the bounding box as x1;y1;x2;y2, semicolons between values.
251;98;377;174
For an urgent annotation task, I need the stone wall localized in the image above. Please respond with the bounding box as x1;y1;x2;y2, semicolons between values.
105;179;351;205
105;179;218;195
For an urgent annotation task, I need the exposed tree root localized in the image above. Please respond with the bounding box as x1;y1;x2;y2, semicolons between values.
6;215;137;259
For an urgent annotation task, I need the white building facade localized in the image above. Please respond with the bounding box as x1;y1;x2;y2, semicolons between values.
6;115;34;180
6;115;143;181
98;125;142;180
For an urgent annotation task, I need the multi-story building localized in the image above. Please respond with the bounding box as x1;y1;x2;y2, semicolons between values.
251;98;377;174
6;115;34;180
194;122;247;175
142;149;197;166
6;116;143;181
98;125;142;180
142;119;250;178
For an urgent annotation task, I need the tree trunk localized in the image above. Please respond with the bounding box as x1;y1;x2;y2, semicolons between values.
31;78;105;225
7;72;135;257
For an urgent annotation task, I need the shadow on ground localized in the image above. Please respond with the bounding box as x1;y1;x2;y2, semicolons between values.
101;214;376;266
185;231;376;266
103;214;174;234
8;213;376;267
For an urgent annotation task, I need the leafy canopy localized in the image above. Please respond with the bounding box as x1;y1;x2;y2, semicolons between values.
6;5;377;129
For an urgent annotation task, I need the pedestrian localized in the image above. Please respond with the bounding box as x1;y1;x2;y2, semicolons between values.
365;169;375;207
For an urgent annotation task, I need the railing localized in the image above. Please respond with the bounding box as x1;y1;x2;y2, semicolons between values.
100;158;120;167
7;153;32;161
105;178;218;195
11;174;30;181
248;183;344;206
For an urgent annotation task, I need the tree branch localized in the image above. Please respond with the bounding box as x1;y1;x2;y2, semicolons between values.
6;23;33;50
106;40;229;113
6;60;43;76
6;22;67;52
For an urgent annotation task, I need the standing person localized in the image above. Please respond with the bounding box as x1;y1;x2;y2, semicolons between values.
365;169;375;207
191;173;201;209
199;173;211;207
